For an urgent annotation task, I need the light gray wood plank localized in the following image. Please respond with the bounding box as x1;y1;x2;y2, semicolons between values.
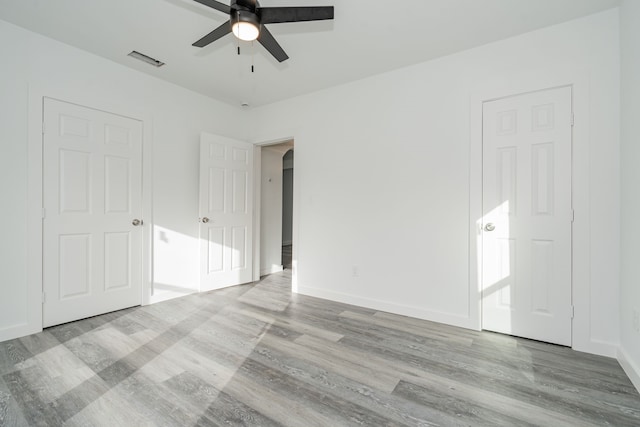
17;331;60;358
201;389;281;427
221;364;371;427
2;367;66;426
0;339;31;376
0;377;29;427
261;332;400;393
236;355;408;427
230;306;345;342
343;310;474;346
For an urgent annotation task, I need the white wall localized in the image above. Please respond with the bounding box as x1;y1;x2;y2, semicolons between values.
0;20;246;341
260;147;285;275
282;153;294;246
618;0;640;390
249;10;621;356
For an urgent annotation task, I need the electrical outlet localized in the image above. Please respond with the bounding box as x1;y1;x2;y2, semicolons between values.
633;309;640;333
352;265;359;278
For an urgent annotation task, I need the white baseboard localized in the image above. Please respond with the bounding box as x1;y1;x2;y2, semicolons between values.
260;265;284;276
618;346;640;393
0;323;42;344
147;282;199;304
572;338;618;358
148;288;197;305
296;285;474;330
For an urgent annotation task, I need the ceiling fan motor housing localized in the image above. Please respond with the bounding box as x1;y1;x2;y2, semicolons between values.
231;8;260;30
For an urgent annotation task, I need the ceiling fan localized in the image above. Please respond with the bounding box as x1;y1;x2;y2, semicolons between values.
192;0;334;62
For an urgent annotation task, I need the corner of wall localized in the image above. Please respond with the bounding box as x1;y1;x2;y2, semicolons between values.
618;346;640;392
619;0;640;393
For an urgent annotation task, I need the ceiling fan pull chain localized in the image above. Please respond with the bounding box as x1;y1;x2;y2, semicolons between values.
251;41;255;73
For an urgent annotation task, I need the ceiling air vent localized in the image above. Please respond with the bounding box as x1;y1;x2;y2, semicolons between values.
128;51;165;68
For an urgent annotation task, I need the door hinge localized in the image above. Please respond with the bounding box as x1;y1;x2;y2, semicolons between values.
42;122;46;135
42;208;46;219
570;113;575;127
570;305;575;319
571;209;575;223
42;292;46;304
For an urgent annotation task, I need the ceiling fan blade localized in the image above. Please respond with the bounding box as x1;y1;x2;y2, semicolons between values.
193;21;231;47
257;26;289;62
259;6;334;24
193;0;231;14
235;0;257;10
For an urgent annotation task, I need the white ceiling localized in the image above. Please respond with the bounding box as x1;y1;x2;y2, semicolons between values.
0;0;620;107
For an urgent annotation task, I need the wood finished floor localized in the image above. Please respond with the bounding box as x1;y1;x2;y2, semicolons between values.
1;271;639;426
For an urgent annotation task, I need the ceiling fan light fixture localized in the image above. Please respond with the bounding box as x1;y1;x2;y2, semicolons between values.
232;21;259;41
231;10;260;41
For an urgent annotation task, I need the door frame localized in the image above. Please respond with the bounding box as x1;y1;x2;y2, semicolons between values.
478;86;573;346
253;137;299;292
468;70;609;355
25;86;153;338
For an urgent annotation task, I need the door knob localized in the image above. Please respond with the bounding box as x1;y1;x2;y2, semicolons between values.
201;217;210;223
132;219;143;226
484;223;495;232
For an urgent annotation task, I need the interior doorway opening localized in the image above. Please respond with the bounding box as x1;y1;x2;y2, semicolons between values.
259;140;294;278
281;149;294;270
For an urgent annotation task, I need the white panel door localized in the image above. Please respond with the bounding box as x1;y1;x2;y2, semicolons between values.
482;87;572;346
199;133;254;291
43;98;143;327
